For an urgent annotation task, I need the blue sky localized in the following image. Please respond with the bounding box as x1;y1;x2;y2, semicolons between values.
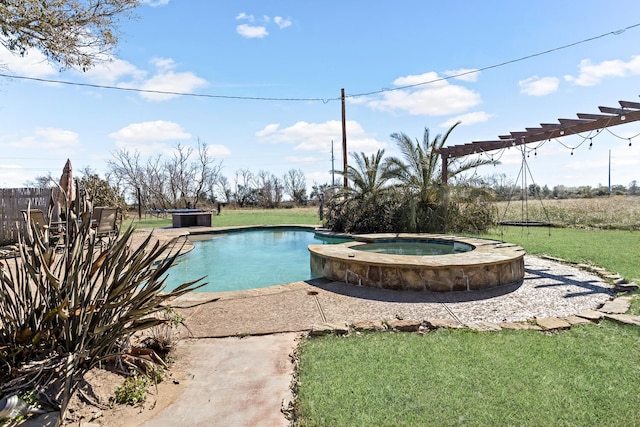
1;0;639;193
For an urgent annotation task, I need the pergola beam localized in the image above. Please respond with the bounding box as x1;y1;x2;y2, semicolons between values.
619;100;640;109
439;99;640;183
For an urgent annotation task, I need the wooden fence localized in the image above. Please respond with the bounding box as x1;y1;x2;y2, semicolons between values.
0;188;53;246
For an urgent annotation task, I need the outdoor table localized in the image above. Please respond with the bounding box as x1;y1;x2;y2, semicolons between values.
171;211;212;228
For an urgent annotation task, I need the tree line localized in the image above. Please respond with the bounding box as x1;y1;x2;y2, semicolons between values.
483;174;640;201
106;140;310;210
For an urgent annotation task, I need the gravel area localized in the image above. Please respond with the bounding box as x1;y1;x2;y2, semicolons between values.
176;255;616;336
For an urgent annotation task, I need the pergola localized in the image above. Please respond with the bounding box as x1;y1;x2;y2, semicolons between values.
439;100;640;184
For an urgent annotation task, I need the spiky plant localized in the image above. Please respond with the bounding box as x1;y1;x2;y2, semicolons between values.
0;201;206;419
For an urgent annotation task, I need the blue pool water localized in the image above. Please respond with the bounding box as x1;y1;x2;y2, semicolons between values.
353;240;473;255
163;229;348;292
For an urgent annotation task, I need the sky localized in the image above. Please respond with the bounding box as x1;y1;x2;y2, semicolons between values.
1;0;640;195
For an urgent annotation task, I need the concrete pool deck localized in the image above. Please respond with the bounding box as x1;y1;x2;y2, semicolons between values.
81;226;627;427
132;225;618;336
170;254;617;337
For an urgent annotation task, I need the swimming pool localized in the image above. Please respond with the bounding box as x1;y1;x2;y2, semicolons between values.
163;228;348;293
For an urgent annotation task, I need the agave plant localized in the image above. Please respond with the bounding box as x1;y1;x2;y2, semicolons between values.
0;201;206;419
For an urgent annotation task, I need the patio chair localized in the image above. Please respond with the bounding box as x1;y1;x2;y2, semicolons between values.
21;209;63;247
92;207;119;248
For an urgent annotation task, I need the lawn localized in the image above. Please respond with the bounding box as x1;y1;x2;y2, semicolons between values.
122;206;321;229
476;226;640;282
296;322;640;427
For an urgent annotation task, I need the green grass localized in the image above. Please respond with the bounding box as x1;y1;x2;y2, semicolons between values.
122;207;321;229
473;227;640;282
296;323;640;427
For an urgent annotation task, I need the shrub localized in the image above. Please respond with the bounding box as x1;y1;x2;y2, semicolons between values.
114;376;150;405
0;202;206;418
446;186;496;233
324;186;495;234
324;195;403;234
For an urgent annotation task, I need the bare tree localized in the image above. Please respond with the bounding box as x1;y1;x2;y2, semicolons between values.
216;175;232;204
0;0;141;70
310;182;334;203
107;149;145;204
145;155;171;209
23;173;54;188
165;143;193;207
193;140;222;207
283;168;307;205
108;140;222;210
256;170;284;208
234;169;257;208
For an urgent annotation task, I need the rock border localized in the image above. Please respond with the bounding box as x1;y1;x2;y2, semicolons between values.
308;256;639;336
309;294;638;336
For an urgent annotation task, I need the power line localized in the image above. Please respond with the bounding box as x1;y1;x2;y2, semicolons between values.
349;23;640;98
0;73;335;102
0;23;637;102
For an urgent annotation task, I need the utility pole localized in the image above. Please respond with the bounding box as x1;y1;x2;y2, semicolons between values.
331;140;335;187
341;88;348;189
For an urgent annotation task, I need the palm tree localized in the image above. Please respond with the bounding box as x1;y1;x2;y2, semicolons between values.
387;121;493;204
325;149;399;233
386;122;494;231
342;149;394;200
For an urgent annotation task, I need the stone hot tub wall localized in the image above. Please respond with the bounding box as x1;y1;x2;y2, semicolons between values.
309;234;525;292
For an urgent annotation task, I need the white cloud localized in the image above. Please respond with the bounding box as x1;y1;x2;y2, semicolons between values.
274;16;293;29
81;57;146;85
109;120;191;154
111;57;208;101
139;71;208;101
7;128;81;152
256;120;385;154
0;165;29;188
207;144;232;158
256;123;280;137
367;72;481;116
519;76;559;96
142;0;169;6
564;55;640;86
236;12;255;22
444;68;480;82
393;72;442;87
236;24;269;39
497;148;523;166
306;170;334;186
284;156;319;164
440;112;492;128
0;48;56;78
235;13;292;38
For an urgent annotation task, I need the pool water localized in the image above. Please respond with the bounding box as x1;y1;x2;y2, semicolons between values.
163;229;348;292
353;240;473;256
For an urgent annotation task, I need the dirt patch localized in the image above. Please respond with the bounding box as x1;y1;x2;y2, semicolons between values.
61;355;189;426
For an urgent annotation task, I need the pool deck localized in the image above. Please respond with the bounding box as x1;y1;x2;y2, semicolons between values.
132;225;618;336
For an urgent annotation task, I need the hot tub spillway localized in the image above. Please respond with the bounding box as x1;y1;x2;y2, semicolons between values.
309;233;525;292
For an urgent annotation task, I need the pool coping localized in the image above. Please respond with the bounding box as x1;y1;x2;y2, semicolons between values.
308;232;526;292
310;232;525;268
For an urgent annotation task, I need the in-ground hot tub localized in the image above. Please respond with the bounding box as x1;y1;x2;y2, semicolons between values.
308;233;525;292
